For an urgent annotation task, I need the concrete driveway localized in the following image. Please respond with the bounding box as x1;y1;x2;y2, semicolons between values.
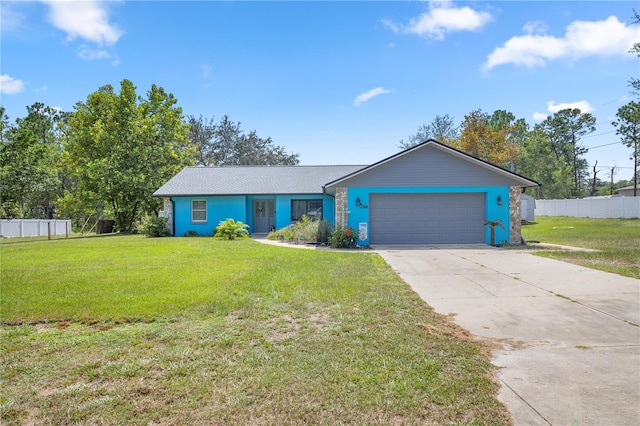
375;246;640;425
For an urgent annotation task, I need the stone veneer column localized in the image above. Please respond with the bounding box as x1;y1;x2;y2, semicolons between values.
509;187;522;244
163;197;174;236
334;187;349;229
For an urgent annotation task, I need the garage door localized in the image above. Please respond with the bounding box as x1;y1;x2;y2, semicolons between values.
369;193;486;244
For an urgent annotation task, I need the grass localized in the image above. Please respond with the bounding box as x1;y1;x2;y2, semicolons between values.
0;235;509;425
521;216;640;279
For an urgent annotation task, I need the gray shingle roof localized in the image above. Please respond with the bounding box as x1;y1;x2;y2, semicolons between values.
153;165;366;197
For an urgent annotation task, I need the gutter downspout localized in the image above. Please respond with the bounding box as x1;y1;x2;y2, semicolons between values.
170;197;176;236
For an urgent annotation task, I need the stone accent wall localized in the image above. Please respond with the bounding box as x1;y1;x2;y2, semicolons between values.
334;187;349;229
162;197;174;236
509;187;522;244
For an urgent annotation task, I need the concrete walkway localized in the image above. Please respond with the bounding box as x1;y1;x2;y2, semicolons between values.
375;246;640;425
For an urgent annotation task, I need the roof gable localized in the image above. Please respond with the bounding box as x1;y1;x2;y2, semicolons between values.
325;139;539;189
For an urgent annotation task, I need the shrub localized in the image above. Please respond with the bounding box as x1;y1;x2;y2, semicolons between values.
317;220;333;243
266;216;333;243
329;226;359;248
183;230;199;237
267;224;296;242
140;215;169;238
214;218;249;240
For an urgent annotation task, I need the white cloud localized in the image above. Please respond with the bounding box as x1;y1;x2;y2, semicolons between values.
533;100;595;121
532;112;548;121
523;21;547;35
484;16;639;70
77;45;120;65
353;87;392;106
0;74;26;95
41;0;122;45
78;46;110;60
383;0;493;40
547;100;594;113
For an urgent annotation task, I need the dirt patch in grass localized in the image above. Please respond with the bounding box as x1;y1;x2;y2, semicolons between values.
263;314;301;342
415;318;505;361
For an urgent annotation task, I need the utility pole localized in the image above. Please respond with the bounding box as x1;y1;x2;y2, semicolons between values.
590;161;599;196
609;165;617;195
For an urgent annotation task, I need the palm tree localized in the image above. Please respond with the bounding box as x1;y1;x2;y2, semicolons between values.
484;219;505;246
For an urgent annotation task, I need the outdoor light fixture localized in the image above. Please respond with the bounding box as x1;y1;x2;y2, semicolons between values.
356;197;363;207
497;195;503;206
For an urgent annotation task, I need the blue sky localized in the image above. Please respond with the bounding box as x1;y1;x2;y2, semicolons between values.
1;1;639;181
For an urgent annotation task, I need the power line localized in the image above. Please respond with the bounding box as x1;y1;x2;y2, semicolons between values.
586;141;624;149
582;130;616;139
594;165;634;169
601;95;630;106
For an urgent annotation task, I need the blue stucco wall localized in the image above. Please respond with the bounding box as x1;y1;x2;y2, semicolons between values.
171;188;511;244
172;194;335;236
173;196;247;236
344;186;511;246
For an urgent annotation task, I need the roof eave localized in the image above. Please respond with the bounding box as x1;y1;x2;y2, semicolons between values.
153;191;328;197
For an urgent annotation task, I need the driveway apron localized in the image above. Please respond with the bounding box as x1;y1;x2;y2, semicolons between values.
375;246;640;425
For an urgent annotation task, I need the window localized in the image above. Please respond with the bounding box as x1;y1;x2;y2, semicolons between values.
191;200;207;222
291;199;323;221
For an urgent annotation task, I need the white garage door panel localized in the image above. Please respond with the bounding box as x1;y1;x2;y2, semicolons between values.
369;193;486;244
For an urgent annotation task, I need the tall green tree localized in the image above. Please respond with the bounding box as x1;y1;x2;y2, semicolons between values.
539;108;595;198
188;114;299;166
612;101;640;196
188;115;217;166
629;9;640;96
398;114;458;149
515;127;555;199
64;80;196;231
0;103;64;218
0;106;9;144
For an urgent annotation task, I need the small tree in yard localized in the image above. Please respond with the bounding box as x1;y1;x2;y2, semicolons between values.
484;219;505;246
214;218;249;240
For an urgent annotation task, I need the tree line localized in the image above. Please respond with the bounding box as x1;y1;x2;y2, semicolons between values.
398;105;637;199
0;79;299;231
1;13;638;232
1;79;638;232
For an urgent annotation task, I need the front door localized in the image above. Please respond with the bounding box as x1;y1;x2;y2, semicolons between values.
253;199;274;233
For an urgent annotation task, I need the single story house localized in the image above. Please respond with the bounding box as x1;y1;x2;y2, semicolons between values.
617;185;639;197
153;139;539;246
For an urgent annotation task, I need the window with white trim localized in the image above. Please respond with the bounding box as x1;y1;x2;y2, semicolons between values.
191;200;207;222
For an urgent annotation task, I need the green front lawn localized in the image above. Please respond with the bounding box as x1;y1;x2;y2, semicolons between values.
1;235;509;425
521;216;640;278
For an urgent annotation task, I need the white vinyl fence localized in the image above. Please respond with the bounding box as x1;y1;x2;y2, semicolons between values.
0;219;72;238
535;197;640;219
